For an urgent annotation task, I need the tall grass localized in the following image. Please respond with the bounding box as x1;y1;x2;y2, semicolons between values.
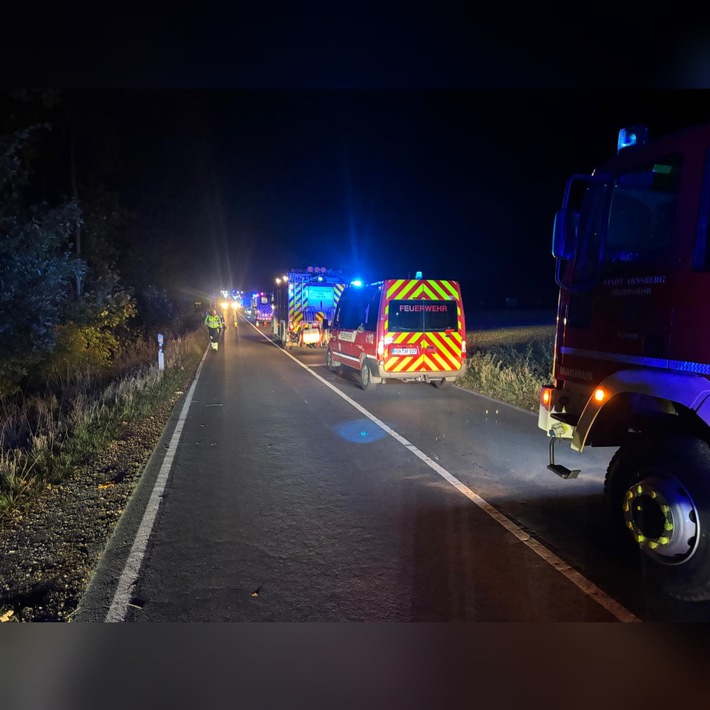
459;325;555;411
0;328;206;513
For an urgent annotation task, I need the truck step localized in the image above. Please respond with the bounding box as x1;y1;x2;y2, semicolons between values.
547;463;581;479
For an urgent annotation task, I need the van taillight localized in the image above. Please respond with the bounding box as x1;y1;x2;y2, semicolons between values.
377;338;385;359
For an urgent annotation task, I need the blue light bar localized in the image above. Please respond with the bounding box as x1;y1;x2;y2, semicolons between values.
617;125;649;153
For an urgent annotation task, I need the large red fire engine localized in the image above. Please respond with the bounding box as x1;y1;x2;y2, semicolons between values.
272;267;348;348
538;122;710;601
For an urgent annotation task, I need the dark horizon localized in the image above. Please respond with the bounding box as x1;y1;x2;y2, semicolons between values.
5;38;710;315
83;89;710;310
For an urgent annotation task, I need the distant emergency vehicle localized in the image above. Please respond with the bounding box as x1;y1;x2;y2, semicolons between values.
539;122;710;601
327;276;467;390
251;292;273;327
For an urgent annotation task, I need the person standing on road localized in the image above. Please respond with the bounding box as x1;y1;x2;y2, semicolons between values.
205;309;223;351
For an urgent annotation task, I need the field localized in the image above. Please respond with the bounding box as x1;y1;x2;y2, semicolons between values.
459;312;556;411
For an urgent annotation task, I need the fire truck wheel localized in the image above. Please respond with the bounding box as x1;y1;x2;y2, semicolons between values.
359;359;377;391
604;434;710;601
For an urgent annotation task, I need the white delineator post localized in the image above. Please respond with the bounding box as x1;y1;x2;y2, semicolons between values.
157;333;164;371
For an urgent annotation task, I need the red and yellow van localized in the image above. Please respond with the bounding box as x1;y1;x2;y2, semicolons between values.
326;278;467;390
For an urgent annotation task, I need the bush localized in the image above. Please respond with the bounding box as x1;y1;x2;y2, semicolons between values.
43;322;120;379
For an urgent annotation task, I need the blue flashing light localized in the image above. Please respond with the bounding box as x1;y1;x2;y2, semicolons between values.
415;270;423;278
350;279;363;287
617;125;649;153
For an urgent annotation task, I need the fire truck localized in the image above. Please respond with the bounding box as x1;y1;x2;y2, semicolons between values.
251;292;273;327
538;122;710;601
272;267;348;348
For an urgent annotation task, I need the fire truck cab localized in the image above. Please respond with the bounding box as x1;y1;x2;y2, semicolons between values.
539;122;710;601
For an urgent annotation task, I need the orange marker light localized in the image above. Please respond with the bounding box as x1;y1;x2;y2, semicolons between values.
594;387;606;403
541;388;551;406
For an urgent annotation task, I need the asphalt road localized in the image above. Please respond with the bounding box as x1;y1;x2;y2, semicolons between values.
75;317;710;622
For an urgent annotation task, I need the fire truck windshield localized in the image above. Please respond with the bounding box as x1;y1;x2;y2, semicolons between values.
571;157;680;285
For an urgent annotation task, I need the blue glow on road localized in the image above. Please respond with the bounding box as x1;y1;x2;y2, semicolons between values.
332;418;388;443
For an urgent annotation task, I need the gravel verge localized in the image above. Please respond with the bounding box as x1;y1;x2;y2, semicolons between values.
0;388;186;623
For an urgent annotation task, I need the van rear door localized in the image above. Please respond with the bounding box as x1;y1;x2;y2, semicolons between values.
383;279;465;375
330;284;380;368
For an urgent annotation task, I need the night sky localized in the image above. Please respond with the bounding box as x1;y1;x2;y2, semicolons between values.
95;88;710;312
4;18;710;314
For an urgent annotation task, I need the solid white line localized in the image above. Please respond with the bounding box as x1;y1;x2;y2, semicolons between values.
261;331;640;623
104;346;211;622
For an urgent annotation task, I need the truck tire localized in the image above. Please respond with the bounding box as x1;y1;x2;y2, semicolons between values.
359;359;377;391
604;434;710;601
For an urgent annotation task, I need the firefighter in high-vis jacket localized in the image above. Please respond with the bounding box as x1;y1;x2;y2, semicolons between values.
205;309;223;351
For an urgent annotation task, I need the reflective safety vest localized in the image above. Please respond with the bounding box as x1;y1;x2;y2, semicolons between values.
205;314;222;329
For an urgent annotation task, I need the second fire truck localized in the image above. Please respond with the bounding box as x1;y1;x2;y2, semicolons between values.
272;267;348;348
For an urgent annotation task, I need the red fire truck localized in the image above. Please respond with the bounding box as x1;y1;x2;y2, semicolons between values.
272;267;348;348
538;122;710;601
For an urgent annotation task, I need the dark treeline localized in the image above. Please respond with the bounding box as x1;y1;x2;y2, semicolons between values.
0;90;203;399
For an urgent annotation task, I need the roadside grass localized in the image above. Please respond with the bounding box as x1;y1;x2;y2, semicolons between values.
458;325;556;411
0;329;206;513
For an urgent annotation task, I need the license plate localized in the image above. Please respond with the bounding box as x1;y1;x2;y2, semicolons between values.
392;347;418;356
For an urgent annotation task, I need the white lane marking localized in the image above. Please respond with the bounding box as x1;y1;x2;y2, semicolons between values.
105;346;211;622
260;331;640;623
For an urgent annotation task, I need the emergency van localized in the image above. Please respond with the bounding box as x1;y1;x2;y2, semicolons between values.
326;277;467;390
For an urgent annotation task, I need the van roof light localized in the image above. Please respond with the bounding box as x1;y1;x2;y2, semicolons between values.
617;125;649;153
415;271;423;278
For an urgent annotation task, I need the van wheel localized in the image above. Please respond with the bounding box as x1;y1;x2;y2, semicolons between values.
360;360;377;391
326;347;339;372
432;378;452;388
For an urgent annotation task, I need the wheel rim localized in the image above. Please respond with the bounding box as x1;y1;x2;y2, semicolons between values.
622;475;700;564
326;349;332;369
361;361;370;386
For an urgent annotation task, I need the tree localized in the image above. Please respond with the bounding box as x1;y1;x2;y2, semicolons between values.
0;126;85;395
